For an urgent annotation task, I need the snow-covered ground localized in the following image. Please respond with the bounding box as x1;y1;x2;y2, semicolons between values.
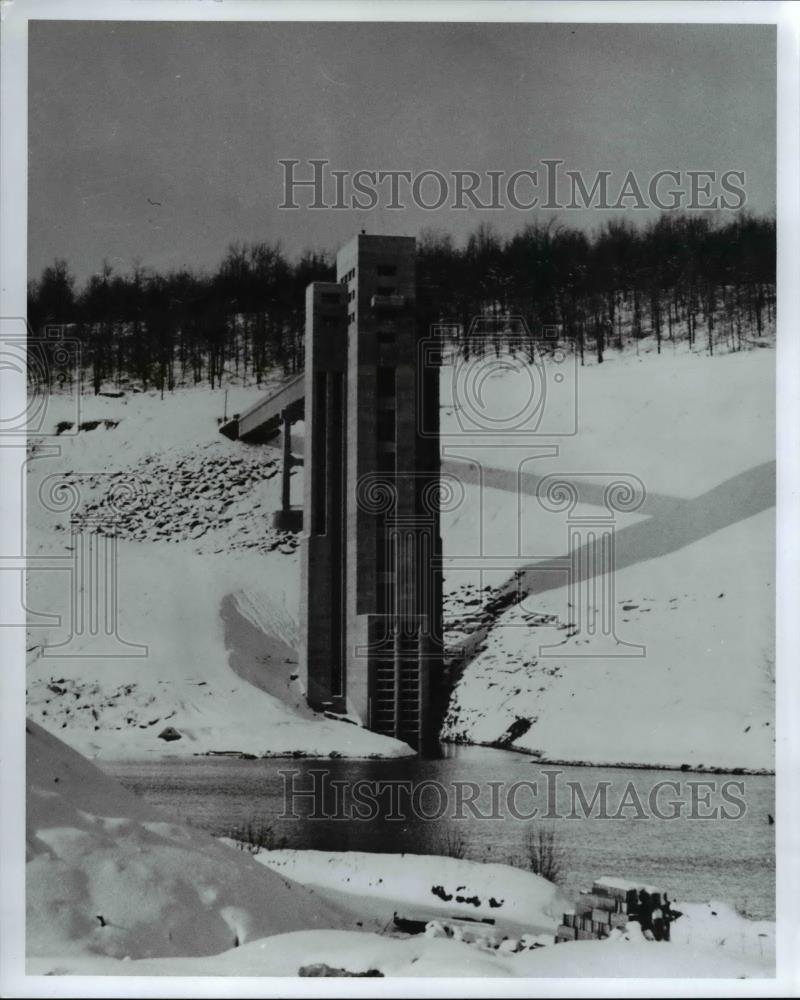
440;342;773;497
25;719;361;963
235;847;566;935
25;386;410;760
27;721;774;977
439;343;774;770
441;505;774;769
25;337;774;772
30;929;772;978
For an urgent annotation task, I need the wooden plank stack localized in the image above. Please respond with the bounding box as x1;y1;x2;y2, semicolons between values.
555;877;668;944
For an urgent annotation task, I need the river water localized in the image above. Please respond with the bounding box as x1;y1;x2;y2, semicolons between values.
104;745;774;920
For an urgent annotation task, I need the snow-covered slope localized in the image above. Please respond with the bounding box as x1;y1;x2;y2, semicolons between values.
25;720;358;961
25;386;411;759
441;507;774;769
26;340;774;769
439;343;774;770
440;341;773;498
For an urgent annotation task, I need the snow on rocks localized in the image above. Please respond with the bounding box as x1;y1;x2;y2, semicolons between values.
66;442;299;556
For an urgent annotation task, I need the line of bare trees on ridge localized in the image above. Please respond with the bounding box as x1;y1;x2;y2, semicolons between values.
27;211;775;394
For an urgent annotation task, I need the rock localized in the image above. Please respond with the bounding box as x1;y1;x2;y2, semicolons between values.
157;726;182;742
520;933;551;949
299;964;383;977
424;920;449;939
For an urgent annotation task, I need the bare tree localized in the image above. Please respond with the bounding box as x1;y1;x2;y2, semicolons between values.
434;826;468;860
523;823;567;883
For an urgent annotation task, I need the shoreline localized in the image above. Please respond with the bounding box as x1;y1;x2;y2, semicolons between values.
91;743;775;777
447;740;775;777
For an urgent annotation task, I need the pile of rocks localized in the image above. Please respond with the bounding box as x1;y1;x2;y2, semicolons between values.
556;877;677;943
63;443;300;555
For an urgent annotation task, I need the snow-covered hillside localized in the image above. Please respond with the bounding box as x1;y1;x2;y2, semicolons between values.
439;343;774;770
25;386;410;760
441;506;774;769
25;338;774;770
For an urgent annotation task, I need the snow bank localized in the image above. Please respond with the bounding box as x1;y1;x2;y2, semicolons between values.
238;848;565;933
26;541;412;760
28;930;512;977
26;721;358;961
29;925;772;978
670;900;775;965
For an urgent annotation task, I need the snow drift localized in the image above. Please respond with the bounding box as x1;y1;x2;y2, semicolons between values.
26;720;356;961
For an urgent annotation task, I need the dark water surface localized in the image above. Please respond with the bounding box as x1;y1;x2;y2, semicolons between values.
105;745;775;920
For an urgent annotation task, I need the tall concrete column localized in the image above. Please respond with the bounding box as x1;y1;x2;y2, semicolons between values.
299;282;347;713
325;370;345;697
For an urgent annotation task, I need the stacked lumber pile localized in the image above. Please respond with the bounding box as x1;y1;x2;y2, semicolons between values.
555;877;674;943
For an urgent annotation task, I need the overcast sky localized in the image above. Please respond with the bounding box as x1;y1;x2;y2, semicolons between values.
28;20;776;282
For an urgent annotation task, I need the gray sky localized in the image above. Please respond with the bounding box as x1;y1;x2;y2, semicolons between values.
28;20;776;282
